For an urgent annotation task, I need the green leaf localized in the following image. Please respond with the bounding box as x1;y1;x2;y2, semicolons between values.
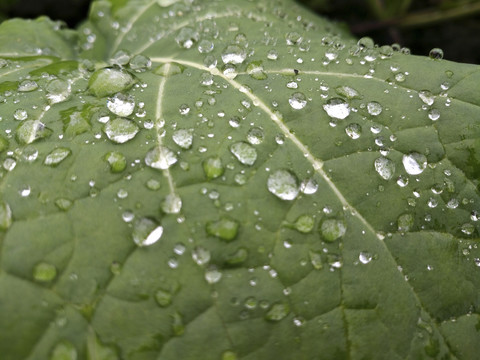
0;0;480;359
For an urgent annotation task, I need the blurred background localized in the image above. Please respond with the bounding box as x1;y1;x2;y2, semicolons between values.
0;0;479;64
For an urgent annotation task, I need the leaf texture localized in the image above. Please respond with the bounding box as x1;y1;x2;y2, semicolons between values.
0;0;480;359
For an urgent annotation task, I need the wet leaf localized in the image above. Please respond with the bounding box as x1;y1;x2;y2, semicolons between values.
0;0;480;359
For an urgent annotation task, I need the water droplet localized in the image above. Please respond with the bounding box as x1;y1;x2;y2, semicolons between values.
402;153;427;175
246;127;264;145
104;151;126;173
103;118;139;143
206;217;239;241
155;289;173;307
461;223;475;235
226;247;248;265
145;146;177;170
171;312;185;336
246;61;267;80
132;218;163;246
89;68;136;97
447;198;459;209
267;169;299;201
323;98;350;119
205;266;222;284
288;92;307;110
358;252;372;264
50;341;77;360
16;120;52;144
44;148;71;167
335;85;360;99
33;262;57;282
107;93;135;117
153;62;185;76
55;198;73;211
265;302;290;321
110;49;131;66
230;142;257;166
344;123;362;139
267;49;278;60
374;157;395;180
398;213;414;232
429;48;444;60
161;194;182;214
367;101;383;116
13;109;28;120
221;45;246;64
419;90;435;106
358;36;375;49
427;198;438;208
172;129;193;149
175;27;199;49
0;201;12;230
428;109;440;121
309;250;323;270
129;54;151;72
3;158;16;171
46;79;70;104
18;79;38;92
320;219;347;242
293;214;315;233
286;31;302;45
192;246;210;266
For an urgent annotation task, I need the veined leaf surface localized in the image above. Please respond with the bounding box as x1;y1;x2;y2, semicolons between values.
0;0;480;359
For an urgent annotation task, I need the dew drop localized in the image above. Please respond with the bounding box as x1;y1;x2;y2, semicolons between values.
402;153;427;175
44;148;71;167
161;194;182;214
335;85;360;99
33;262;57;282
55;198;73;211
155;289;173;307
267;169;300;200
172;129;193;149
0;201;12;230
132;218;163;246
221;45;247;64
265;302;290;321
309;250;323;270
358;252;372;264
103;118;139;143
203;157;224;179
428;109;440;121
374;157;395;180
230;142;257;166
293;214;315;233
419;90;435;106
461;223;475;235
206;217;239;241
145;146;177;170
107;93;135;117
175;27;199;48
104;151;126;173
320;219;347;242
88;68;135;97
171;312;185;336
46;79;70;104
367;101;383;116
13;109;28;121
345;123;362;139
429;48;444;60
192;246;211;266
18;80;38;92
288;92;307;110
323;98;350;119
398;213;414;232
205;266;222;284
246;127;264;145
300;178;318;194
16;120;52;144
129;54;151;72
246;61;267;80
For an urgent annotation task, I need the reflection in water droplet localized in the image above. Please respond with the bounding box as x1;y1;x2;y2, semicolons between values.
460;223;475;235
289;92;307;110
175;27;199;49
246;127;264;145
107;93;135;117
267;170;300;200
132;218;163;246
300;178;318;194
145;146;177;170
230;142;257;166
419;90;435;106
402;153;427;175
13;109;28;121
428;109;440;121
345;123;362;139
429;48;444;60
374;157;395;180
103;118;139;144
33;262;57;282
358;252;372;264
323;98;350;119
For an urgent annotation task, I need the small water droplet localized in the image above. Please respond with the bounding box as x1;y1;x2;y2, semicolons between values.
323;98;350;119
419;90;435;106
55;198;73;211
374;157;395;180
205;266;222;284
16;120;52;144
461;223;475;235
171;312;185;336
367;101;383;116
246;127;264;145
402;153;427;175
293;214;315;233
103;118;139;144
175;27;199;49
320;218;347;242
129;54;151;72
230;142;257;166
398;213;414;232
221;45;246;64
13;109;28;120
309;250;323;270
246;61;267;80
44;148;71;167
107;93;135;117
89;68;136;97
33;262;57;282
358;252;372;264
345;123;362;139
132;217;163;246
265;302;290;321
206;217;239;241
192;246;211;266
155;289;173;307
429;48;444;60
161;194;182;214
300;178;318;194
267;169;300;200
46;79;70;104
428;109;440;121
288;92;307;110
172;129;193;149
18;80;38;92
335;85;360;99
104;151;126;173
145;146;177;170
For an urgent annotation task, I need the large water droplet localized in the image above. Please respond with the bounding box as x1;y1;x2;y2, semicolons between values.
246;61;267;80
293;214;315;233
175;27;199;49
221;45;247;64
203;157;224;179
88;68;135;97
265;302;290;321
230;142;257;166
374;157;395;180
130;54;151;72
345;123;362;139
288;92;307;110
33;262;57;282
103;118;139;143
107;93;135;117
16;120;52;144
429;48;444;60
161;194;182;214
44;148;71;167
205;266;222;284
320;219;347;242
367;101;383;116
246;127;264;145
206;217;239;241
419;90;435;106
46;79;70;104
402;153;427;175
172;129;193;149
132;218;163;246
18;80;38;92
267;170;299;200
323;98;350;119
145;146;177;170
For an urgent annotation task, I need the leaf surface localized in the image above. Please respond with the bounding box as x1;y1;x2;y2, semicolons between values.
0;0;480;359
